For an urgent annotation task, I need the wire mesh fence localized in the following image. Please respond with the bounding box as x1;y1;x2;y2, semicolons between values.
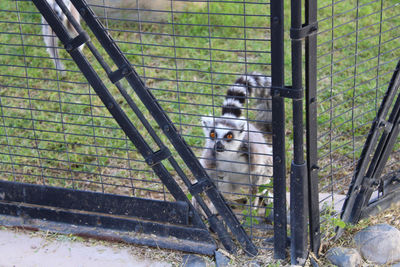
316;0;400;239
0;0;275;255
1;0;399;260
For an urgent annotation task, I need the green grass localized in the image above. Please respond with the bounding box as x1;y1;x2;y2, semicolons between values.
316;0;400;191
0;0;398;202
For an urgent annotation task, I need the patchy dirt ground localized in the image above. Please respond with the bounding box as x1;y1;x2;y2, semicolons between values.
0;228;172;267
0;226;286;267
3;201;398;267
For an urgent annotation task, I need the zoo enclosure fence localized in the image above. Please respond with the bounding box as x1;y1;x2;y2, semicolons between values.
0;0;399;264
0;0;278;259
315;0;400;248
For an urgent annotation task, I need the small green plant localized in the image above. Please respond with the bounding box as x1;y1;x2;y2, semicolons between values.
243;208;259;226
331;217;347;229
267;261;281;267
258;182;274;218
320;203;348;239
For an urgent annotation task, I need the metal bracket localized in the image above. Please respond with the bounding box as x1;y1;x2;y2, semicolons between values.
360;175;375;190
65;32;90;52
145;148;171;166
272;85;303;99
290;22;318;40
377;118;393;133
108;65;133;84
190;180;214;195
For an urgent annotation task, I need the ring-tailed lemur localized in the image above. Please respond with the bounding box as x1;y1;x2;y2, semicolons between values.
42;0;84;77
194;72;273;215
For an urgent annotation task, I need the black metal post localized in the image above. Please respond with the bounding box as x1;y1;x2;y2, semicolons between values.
290;0;308;264
271;0;287;260
305;0;320;256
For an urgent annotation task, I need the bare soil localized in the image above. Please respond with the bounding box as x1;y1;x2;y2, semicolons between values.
0;228;171;267
0;226;286;267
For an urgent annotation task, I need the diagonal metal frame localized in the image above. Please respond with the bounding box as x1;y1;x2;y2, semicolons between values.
30;0;258;256
359;171;400;219
339;60;400;235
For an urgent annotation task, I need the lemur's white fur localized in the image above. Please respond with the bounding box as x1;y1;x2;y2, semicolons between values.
194;73;273;215
42;0;84;76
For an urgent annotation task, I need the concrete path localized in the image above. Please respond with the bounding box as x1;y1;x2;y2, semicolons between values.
0;229;171;267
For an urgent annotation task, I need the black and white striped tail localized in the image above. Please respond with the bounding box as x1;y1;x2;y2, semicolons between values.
222;72;272;131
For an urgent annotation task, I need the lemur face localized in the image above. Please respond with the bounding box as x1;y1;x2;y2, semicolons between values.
202;115;247;153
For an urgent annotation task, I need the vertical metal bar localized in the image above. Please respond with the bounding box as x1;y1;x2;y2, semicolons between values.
290;0;308;264
270;0;287;260
305;0;320;256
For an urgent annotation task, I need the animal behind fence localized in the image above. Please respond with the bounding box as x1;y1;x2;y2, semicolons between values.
42;0;84;76
193;73;273;217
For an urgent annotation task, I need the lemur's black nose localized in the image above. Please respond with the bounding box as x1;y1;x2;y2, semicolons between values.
214;141;224;152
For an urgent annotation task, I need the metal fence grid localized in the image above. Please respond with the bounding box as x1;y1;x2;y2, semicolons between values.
316;0;400;238
0;0;274;254
2;0;399;259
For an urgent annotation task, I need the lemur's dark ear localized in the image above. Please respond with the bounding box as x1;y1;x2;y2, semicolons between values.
237;119;247;133
201;116;213;129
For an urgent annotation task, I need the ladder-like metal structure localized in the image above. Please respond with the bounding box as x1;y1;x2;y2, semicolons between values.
2;0;263;256
339;60;400;235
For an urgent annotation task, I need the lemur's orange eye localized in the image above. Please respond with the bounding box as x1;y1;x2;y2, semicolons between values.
227;133;233;139
210;131;216;139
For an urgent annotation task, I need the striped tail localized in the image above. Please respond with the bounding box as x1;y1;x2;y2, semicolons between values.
222;72;272;131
